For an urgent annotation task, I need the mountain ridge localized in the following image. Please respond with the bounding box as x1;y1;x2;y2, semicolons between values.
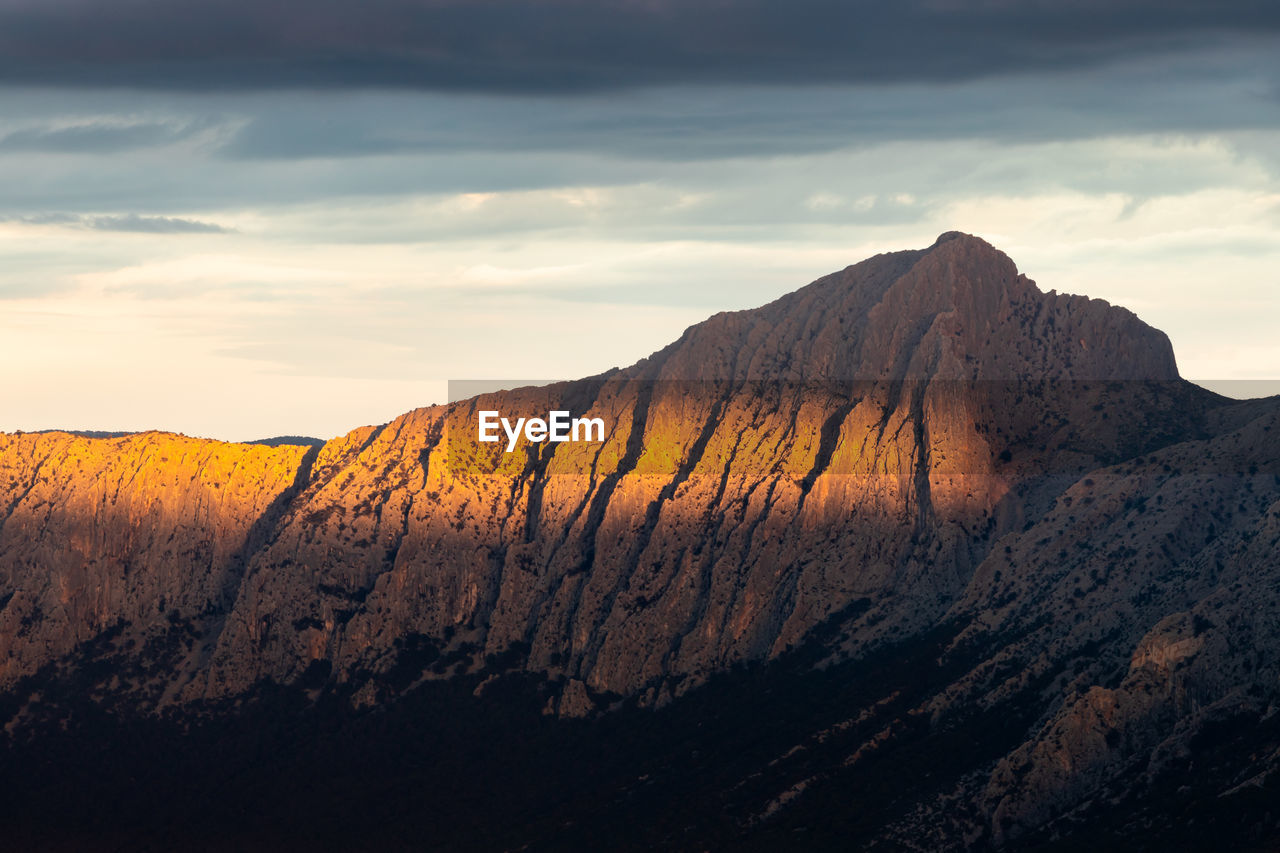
0;233;1224;704
2;232;1278;849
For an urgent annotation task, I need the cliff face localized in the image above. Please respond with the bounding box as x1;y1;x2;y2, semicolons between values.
0;431;312;694
875;402;1280;847
2;232;1275;849
0;233;1209;704
188;232;1197;707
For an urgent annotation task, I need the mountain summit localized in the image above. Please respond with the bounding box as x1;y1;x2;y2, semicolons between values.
651;231;1178;383
2;233;1277;850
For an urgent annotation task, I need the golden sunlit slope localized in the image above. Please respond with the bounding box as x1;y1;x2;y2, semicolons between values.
0;430;312;690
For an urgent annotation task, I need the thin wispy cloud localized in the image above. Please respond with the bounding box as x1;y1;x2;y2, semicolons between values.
0;117;219;153
10;212;232;233
86;213;232;234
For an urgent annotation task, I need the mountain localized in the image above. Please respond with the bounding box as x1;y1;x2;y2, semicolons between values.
2;233;1277;851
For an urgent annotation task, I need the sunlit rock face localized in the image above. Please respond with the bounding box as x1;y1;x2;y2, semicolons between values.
0;431;312;691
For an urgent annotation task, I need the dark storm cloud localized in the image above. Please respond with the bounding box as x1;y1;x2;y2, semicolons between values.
210;62;1279;164
0;0;1278;91
11;213;231;233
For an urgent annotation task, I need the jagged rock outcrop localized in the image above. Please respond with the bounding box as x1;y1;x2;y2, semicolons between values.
899;403;1280;846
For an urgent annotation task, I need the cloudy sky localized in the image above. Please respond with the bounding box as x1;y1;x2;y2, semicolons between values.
2;0;1279;441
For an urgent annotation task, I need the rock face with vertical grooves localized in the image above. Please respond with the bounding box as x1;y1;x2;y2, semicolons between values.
0;431;313;693
3;232;1278;850
188;231;1194;707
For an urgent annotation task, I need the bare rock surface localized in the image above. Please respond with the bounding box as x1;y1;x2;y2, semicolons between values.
3;233;1276;847
189;232;1201;706
0;431;312;696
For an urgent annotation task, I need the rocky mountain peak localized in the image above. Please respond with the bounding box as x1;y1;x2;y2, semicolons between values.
648;231;1178;384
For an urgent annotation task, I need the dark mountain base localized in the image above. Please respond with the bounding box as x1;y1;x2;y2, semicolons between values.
4;620;1277;852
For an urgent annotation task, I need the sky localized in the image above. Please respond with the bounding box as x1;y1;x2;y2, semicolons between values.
2;0;1279;441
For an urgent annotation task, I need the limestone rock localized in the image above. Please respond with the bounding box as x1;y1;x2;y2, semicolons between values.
3;233;1274;847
